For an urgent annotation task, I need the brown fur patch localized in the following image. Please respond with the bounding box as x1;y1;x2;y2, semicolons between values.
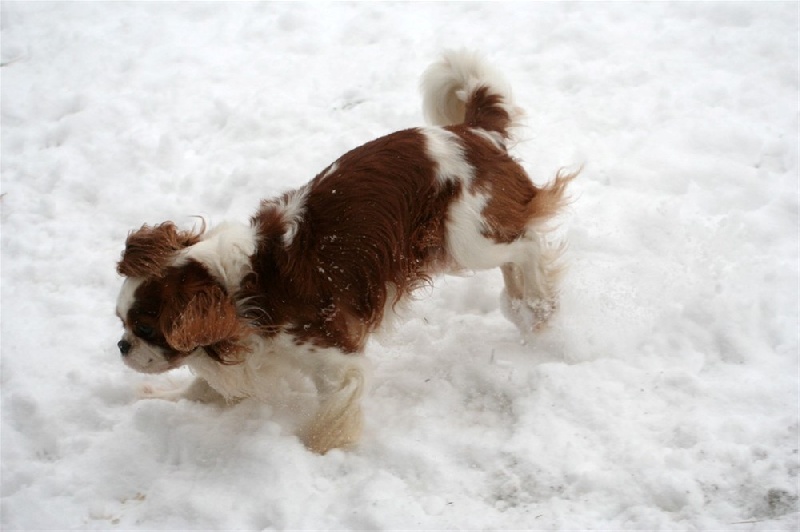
117;222;203;278
244;129;458;353
463;86;512;137
454;126;537;243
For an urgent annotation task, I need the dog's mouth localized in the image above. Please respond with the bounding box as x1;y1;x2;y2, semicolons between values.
122;356;175;374
119;338;186;374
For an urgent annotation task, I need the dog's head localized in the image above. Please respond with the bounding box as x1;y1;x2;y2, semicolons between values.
115;222;249;373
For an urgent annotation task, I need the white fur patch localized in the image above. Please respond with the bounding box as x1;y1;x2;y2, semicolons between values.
280;186;309;247
177;221;258;293
186;333;363;401
121;340;176;374
445;191;521;270
187;332;366;453
187;333;295;402
116;277;144;318
260;186;310;248
420;127;475;186
319;161;339;181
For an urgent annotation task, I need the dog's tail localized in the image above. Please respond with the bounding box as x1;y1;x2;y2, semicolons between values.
421;50;522;139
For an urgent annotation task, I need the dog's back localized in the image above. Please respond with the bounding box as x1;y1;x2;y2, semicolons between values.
244;52;574;353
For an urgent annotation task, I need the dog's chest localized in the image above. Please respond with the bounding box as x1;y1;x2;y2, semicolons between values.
186;335;302;401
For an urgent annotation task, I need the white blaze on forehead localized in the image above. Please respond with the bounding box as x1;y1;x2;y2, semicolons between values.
420;127;475;186
116;277;144;319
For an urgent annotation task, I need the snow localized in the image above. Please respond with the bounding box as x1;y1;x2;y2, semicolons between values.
1;1;798;529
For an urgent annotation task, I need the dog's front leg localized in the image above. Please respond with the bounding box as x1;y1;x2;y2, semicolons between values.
298;351;366;454
138;376;230;405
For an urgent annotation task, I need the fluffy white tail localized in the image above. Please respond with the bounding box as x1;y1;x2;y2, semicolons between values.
420;50;522;138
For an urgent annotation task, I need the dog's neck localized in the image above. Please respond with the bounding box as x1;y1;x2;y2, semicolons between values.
176;221;259;294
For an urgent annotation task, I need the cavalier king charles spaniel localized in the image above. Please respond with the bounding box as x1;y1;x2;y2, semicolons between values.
115;51;575;454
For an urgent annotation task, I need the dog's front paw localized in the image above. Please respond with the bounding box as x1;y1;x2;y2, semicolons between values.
135;381;186;401
137;382;156;397
136;377;230;405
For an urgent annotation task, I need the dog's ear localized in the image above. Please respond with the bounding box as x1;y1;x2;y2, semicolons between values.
160;265;246;364
117;222;202;278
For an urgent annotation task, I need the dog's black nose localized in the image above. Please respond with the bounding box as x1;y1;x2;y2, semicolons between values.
118;340;132;356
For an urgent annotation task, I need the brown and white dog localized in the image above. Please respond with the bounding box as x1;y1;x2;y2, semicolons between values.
115;51;575;453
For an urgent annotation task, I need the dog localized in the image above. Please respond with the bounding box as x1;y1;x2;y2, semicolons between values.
115;51;575;454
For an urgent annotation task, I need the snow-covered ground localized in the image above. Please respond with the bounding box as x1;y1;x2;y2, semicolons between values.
2;2;798;530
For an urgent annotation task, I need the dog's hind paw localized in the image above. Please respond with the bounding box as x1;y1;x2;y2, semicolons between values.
501;291;558;334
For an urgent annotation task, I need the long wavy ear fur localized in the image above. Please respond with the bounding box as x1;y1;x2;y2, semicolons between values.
160;262;247;364
117;222;203;278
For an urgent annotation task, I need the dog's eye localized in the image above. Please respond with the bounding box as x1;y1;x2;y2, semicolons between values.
134;324;155;339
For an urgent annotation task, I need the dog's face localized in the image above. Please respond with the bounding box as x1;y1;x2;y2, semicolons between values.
116;275;180;374
116;223;246;373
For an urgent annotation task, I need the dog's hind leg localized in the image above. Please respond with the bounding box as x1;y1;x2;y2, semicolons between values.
443;167;575;335
500;231;566;333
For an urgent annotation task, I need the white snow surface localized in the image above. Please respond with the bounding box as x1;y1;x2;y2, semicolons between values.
2;2;799;530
